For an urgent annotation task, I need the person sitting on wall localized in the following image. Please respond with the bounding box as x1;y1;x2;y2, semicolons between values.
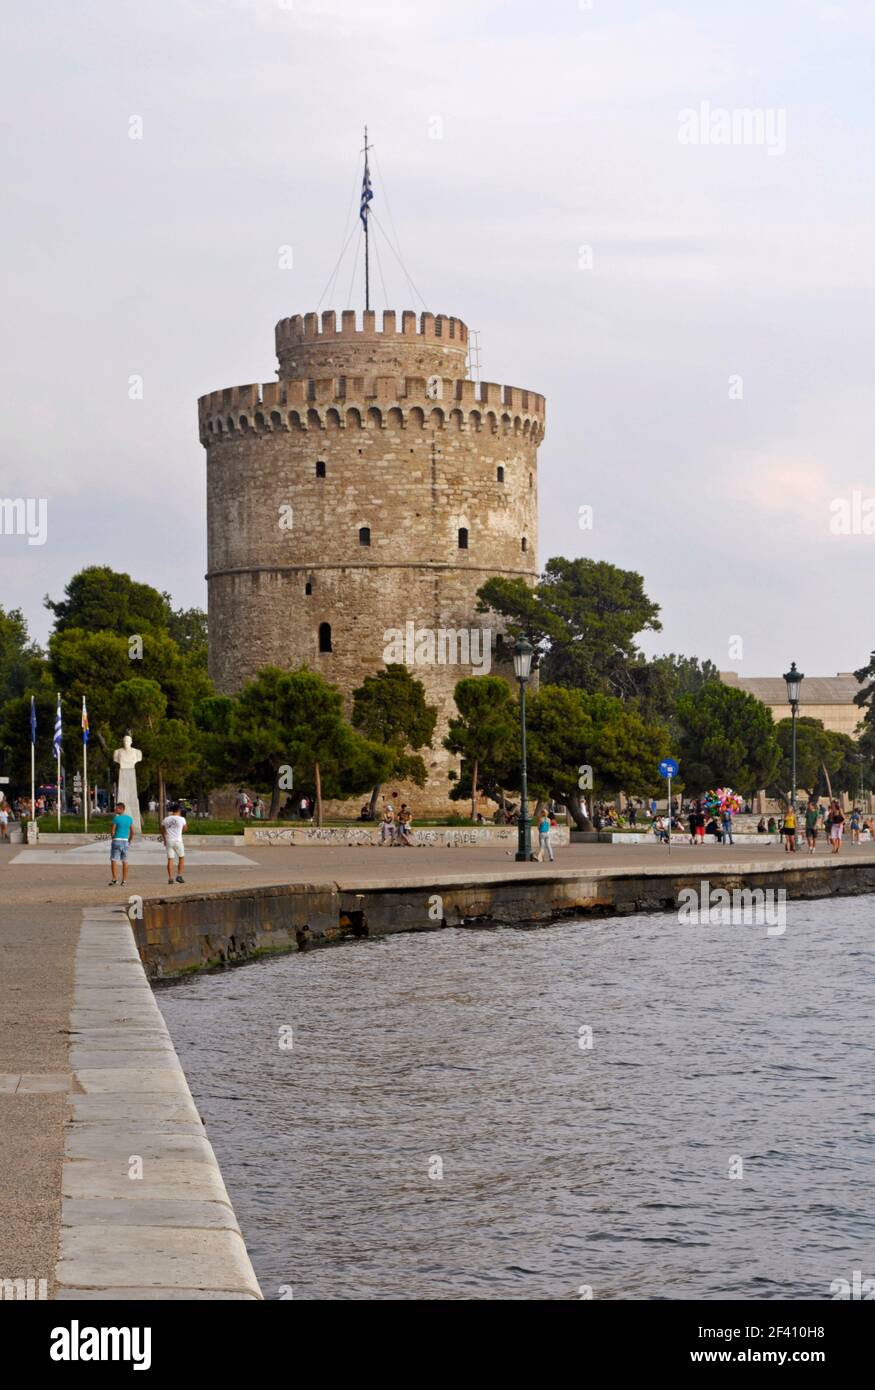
757;817;767;833
396;804;414;847
379;802;395;845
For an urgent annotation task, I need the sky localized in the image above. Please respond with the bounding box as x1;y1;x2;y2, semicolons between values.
2;0;874;679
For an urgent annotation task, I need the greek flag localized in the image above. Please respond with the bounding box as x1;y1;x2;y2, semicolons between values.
53;695;62;758
81;696;89;745
30;695;36;745
360;160;373;227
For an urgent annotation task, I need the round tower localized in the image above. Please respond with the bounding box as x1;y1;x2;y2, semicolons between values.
199;308;545;815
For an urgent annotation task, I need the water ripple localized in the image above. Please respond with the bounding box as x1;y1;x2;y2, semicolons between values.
158;896;875;1300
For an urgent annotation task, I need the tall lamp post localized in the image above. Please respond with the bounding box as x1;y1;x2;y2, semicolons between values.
783;662;804;812
513;636;534;862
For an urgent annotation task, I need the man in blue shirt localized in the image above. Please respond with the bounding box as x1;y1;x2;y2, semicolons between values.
109;801;135;886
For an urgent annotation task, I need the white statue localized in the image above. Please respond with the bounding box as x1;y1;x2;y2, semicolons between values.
113;733;143;832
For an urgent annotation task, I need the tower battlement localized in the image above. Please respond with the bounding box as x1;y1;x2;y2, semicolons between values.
276;309;467;347
197;375;545;445
275;308;469;378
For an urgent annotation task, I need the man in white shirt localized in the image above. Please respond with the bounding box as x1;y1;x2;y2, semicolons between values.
162;802;188;884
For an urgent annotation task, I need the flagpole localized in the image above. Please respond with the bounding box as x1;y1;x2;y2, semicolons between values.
363;125;370;311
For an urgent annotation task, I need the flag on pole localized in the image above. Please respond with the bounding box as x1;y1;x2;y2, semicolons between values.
30;695;36;744
53;695;62;758
81;696;89;744
360;159;373;227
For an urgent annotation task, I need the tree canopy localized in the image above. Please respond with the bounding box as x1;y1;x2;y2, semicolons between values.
676;683;780;793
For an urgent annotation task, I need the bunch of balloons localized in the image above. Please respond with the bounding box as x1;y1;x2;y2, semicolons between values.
704;787;743;816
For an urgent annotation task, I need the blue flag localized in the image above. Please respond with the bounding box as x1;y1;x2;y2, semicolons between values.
30;695;36;745
53;695;62;759
360;160;373;227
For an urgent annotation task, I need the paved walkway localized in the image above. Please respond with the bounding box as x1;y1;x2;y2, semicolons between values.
3;835;874;1295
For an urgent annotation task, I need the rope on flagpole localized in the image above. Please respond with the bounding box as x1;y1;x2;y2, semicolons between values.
370;215;390;310
368;210;429;312
344;224;363;310
317;145;366;311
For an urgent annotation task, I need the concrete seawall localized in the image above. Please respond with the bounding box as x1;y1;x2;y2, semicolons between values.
56;906;262;1299
136;856;875;979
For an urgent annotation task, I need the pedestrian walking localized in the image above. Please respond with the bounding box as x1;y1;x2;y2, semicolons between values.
538;808;555;862
804;801;819;854
721;806;734;845
162;802;188;884
782;805;797;853
827;801;845;853
108;801;134;886
850;806;861;844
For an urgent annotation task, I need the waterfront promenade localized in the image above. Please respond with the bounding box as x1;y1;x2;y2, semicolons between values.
2;835;874;1298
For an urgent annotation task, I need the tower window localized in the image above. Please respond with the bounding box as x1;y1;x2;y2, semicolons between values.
318;622;332;653
497;466;505;483
529;472;533;488
359;526;371;547
521;536;528;553
305;579;313;596
458;527;469;550
316;460;326;478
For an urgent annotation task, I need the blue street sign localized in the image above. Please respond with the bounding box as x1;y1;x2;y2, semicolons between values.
659;758;679;779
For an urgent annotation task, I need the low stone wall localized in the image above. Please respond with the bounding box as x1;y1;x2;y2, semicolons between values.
57;906;262;1298
29;831;246;846
136;857;875;979
244;824;569;849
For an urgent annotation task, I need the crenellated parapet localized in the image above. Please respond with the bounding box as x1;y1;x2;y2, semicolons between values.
275;308;469;378
276;308;468;347
198;376;546;445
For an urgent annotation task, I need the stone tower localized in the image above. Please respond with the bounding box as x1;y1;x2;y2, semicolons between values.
198;308;545;814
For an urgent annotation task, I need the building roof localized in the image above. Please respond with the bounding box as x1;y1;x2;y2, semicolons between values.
719;671;866;705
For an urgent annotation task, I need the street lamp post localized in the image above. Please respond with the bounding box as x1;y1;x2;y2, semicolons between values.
783;662;804;812
513;637;534;862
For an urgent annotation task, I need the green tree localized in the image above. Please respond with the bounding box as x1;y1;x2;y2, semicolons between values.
47;624;211;798
0;680;57;800
352;664;437;815
111;678;197;817
632;653;721;729
0;607;44;704
277;669;391;824
770;718;865;801
163;601;209;670
46;566;169;636
477;556;662;699
227;667;392;824
769;717;833;800
677;683;780;794
526;685;668;829
444;676;518;820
